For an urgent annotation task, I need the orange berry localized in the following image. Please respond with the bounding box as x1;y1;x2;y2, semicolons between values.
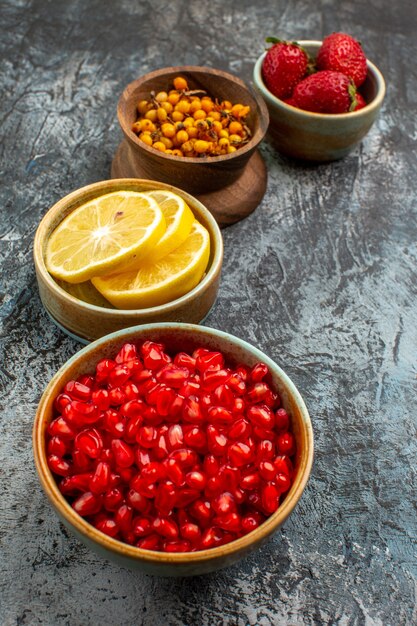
160;136;173;149
193;109;207;121
161;101;173;113
183;116;195;128
161;123;176;138
168;92;180;105
145;109;157;122
137;100;149;114
173;76;188;91
201;99;214;113
171;149;183;156
176;129;189;144
194;140;210;153
187;126;198;138
155;91;168;103
189;100;202;114
139;132;153;146
139;119;155;132
152;141;166;152
157;107;168;122
172;111;185;122
229;121;243;135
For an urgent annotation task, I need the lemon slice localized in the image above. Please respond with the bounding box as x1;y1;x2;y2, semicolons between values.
46;191;166;284
92;221;210;309
144;190;194;263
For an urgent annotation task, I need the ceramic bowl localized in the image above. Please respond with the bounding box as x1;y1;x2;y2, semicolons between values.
33;323;314;577
33;179;223;343
253;40;386;161
116;66;269;195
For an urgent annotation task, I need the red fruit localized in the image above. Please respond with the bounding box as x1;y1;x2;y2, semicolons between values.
47;341;297;553
262;38;309;99
292;70;357;113
354;92;367;110
317;32;367;87
72;492;102;516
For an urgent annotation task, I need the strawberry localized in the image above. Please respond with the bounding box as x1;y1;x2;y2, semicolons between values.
354;92;367;110
317;33;367;87
262;38;309;99
292;71;357;114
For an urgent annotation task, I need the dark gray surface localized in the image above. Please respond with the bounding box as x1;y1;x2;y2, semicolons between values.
1;1;416;624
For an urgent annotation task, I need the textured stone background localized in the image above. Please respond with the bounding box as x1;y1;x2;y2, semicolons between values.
1;1;416;624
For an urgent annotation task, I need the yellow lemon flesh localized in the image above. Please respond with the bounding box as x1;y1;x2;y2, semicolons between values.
142;190;194;264
92;221;210;309
45;191;166;284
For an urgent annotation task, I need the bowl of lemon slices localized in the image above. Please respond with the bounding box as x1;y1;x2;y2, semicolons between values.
34;179;223;343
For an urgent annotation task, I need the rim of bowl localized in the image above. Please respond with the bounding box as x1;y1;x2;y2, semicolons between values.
253;40;386;119
33;322;314;565
33;178;224;318
118;65;270;164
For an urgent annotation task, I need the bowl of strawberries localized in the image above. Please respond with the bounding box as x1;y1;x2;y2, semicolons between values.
253;33;385;161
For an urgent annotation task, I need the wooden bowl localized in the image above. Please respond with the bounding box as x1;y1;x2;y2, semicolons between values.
253;41;386;161
33;179;223;343
113;66;270;226
33;323;314;576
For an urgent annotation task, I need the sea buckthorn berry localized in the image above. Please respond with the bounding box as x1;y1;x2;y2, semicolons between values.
155;91;168;103
152;141;166;152
137;100;149;114
173;76;188;90
47;341;295;553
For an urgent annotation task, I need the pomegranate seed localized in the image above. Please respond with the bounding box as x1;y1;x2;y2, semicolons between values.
108;387;126;406
200;526;223;549
115;505;133;534
275;408;290;431
47;341;295;553
54;393;72;413
72;492;102;516
180;522;201;542
89;461;111;494
207;406;234;426
213;512;241;532
157;365;189;388
201;368;230;391
127;489;151;513
277;432;295;455
47;436;67;457
274;455;293;477
164;458;185;486
75;428;103;459
163;540;191;552
257;439;275;461
206;425;228;455
104;488;124;511
186;470;206;490
136;425;157;448
259;461;277;481
137;534;160;550
64;380;92;401
275;472;292;493
152;517;179;539
246;382;269;403
95;518;119;537
228;418;251;440
228;442;253;467
240;472;261;491
133;517;152;537
182;396;204;424
189;499;212;523
241;512;264;533
59;473;92;495
184;426;206;450
111;439;134;468
250;363;269;382
212;492;236;515
196;351;225;372
247;405;275;429
115;343;138;364
48;416;76;439
95;359;116;383
204;454;220;477
174;352;196;370
47;455;71;476
72;449;94;472
261;483;280;513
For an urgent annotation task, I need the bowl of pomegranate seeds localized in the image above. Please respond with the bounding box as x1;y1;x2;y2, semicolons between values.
33;323;313;576
253;36;385;160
